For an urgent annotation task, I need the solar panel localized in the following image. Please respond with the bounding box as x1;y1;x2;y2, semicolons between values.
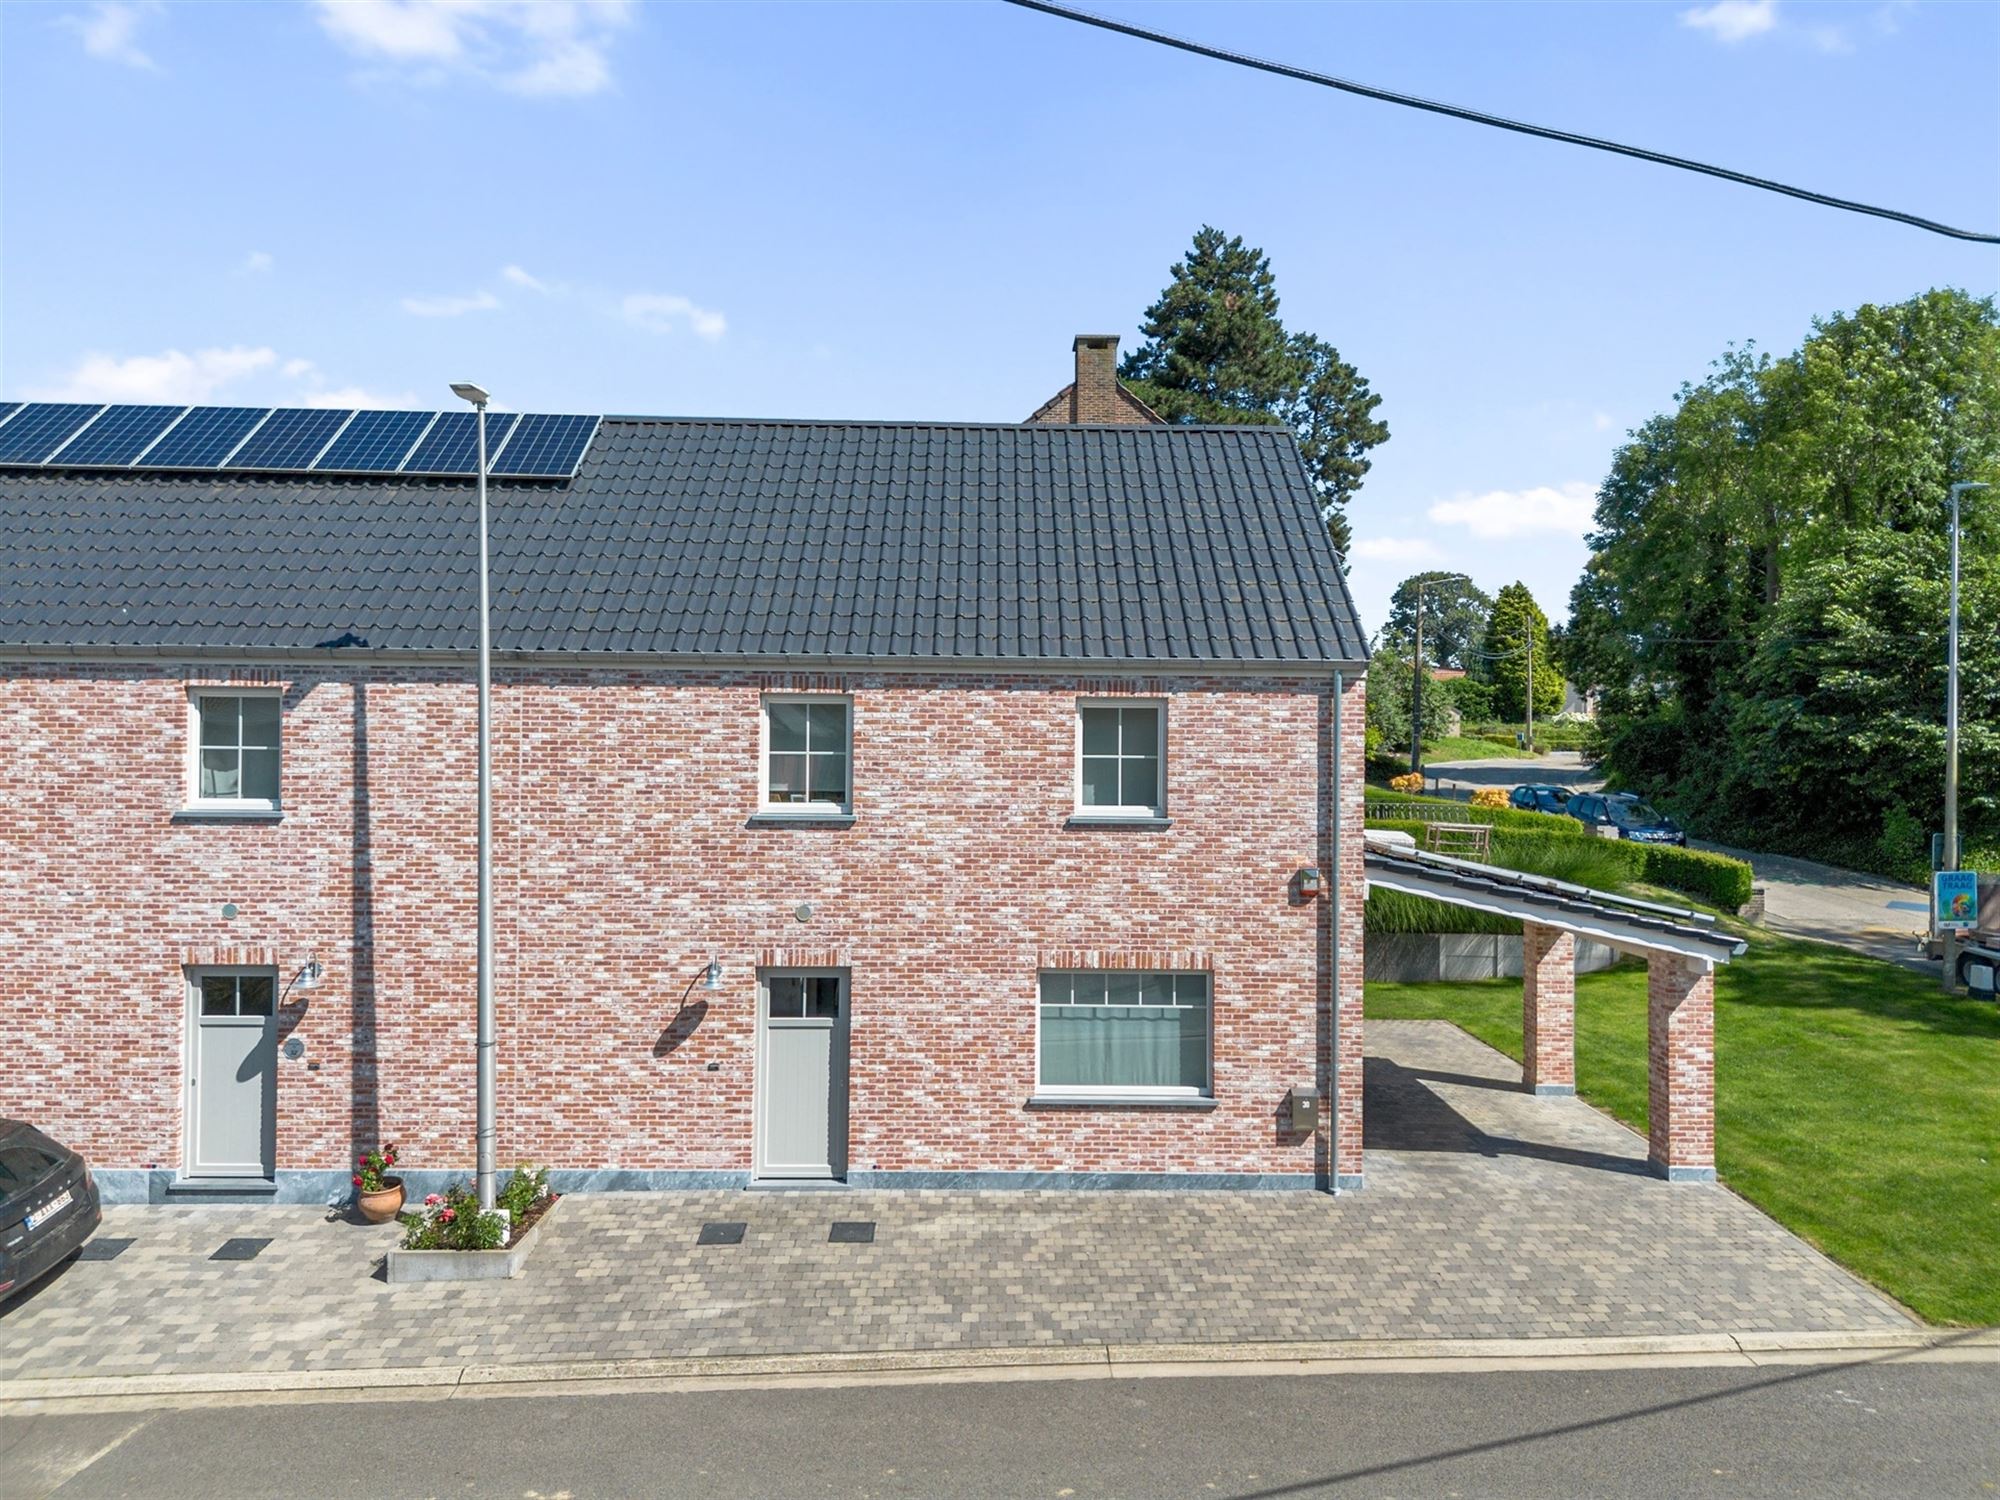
400;410;521;474
227;408;351;471
313;410;434;473
47;405;188;467
491;413;598;477
137;406;272;469
0;403;105;464
0;402;20;429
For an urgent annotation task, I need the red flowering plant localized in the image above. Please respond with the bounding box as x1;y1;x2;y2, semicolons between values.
353;1143;400;1193
399;1181;505;1251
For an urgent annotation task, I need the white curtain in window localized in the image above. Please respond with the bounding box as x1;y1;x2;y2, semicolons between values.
1039;1004;1207;1090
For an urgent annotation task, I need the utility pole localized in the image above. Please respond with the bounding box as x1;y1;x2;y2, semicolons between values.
1942;480;1987;991
1525;628;1535;755
1410;587;1425;774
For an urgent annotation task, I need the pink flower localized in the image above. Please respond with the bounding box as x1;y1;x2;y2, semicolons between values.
439;1207;456;1223
424;1193;441;1206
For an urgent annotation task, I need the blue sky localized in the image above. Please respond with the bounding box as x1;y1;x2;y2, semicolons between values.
3;1;1995;635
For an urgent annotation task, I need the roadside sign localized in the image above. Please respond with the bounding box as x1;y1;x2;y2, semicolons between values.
1935;870;1979;931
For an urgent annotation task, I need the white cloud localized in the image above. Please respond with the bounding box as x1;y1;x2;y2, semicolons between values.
501;264;550;293
302;384;418;409
400;288;501;318
239;250;275;275
1350;536;1442;563
1680;0;1779;43
313;0;634;97
621;292;727;341
30;346;277;403
1592;411;1614;432
60;1;161;71
280;357;316;380
1427;482;1597;540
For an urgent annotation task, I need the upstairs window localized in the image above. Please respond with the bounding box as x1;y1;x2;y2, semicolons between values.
764;696;851;812
190;691;281;808
1077;701;1164;817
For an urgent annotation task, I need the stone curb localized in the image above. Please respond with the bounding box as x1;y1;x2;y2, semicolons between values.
2;1328;1985;1407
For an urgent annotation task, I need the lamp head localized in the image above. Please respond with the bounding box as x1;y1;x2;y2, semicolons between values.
702;959;722;993
450;382;491;408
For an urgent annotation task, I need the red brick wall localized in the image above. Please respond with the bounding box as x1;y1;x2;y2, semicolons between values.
0;663;1363;1181
1646;953;1716;1175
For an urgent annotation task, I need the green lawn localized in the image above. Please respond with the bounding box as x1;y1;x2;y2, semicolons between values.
1417;734;1527;761
1366;931;2000;1326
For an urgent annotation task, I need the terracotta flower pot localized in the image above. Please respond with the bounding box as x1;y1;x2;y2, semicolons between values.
357;1177;405;1224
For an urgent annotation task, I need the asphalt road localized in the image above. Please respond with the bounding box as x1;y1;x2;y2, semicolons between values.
5;1358;1995;1498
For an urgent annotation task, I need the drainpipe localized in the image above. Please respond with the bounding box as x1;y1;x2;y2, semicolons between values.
1330;669;1345;1194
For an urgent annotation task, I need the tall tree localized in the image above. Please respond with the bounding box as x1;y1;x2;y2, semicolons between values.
1382;572;1493;670
1121;226;1388;558
1481;582;1564;722
1567;288;2000;876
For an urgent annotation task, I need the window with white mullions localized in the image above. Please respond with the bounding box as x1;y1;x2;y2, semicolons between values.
199;973;274;1017
1077;701;1164;816
192;692;281;806
1037;970;1210;1095
765;696;851;810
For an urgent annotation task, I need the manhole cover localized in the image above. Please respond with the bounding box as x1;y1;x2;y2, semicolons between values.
209;1237;272;1262
696;1221;746;1246
79;1238;135;1262
829;1221;875;1244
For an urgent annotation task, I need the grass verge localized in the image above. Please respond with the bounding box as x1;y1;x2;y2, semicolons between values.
1365;930;2000;1326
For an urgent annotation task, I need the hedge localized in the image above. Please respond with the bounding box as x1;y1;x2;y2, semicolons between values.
1639;844;1756;910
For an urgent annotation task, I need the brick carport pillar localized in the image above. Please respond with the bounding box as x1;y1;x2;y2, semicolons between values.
1521;922;1576;1095
1647;953;1717;1181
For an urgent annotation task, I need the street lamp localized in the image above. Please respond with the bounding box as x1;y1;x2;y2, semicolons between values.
1408;573;1471;773
1943;480;1987;991
452;381;498;1211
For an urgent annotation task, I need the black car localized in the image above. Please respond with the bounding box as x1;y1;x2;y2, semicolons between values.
0;1121;101;1303
1566;792;1687;845
1509;784;1573;815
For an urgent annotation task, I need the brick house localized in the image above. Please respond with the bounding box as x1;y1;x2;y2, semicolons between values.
0;384;1372;1203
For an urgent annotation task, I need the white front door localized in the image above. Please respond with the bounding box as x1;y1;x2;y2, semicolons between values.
186;970;277;1180
754;971;849;1180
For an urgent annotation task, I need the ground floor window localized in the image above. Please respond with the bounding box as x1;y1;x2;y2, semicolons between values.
1037;970;1210;1095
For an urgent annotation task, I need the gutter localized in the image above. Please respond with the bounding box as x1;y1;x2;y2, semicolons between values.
1330;668;1345;1195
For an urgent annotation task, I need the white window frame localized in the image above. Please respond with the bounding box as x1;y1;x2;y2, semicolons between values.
1033;968;1213;1100
759;693;853;815
1074;698;1167;819
186;687;283;812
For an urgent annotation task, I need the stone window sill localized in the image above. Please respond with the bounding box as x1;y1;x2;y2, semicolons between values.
1064;814;1172;830
747;811;856;828
173;806;285;824
1026;1093;1217;1111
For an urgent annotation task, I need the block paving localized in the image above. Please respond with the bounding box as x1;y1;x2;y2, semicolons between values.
0;1022;1912;1383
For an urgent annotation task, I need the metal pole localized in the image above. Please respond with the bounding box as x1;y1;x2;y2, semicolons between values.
1526;627;1535;755
1409;587;1424;773
1941;481;1985;991
475;401;496;1210
1330;668;1345;1194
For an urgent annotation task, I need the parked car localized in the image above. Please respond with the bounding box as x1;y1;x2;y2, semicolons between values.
0;1121;100;1303
1566;792;1687;845
1509;784;1573;815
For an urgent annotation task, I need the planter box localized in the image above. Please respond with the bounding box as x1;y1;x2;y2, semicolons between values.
385;1197;560;1285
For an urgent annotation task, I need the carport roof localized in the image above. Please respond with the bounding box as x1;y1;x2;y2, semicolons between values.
1362;833;1747;966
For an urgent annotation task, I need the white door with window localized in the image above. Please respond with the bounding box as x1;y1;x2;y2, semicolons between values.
186;970;278;1180
754;971;849;1180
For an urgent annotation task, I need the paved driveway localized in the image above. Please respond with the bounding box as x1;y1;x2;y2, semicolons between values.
0;1023;1912;1388
1692;843;1930;968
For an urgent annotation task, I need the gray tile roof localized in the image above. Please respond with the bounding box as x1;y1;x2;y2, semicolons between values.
1363;834;1746;964
0;417;1367;665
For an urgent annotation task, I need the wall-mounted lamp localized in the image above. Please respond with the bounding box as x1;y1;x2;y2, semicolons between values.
1293;867;1325;898
295;958;325;990
702;959;723;992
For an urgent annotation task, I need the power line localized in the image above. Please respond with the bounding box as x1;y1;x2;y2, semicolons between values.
1002;0;2000;246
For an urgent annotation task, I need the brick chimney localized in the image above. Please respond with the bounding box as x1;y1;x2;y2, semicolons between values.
1071;335;1122;423
1023;334;1164;425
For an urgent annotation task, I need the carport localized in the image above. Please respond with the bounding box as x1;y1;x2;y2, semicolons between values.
1363;832;1747;1181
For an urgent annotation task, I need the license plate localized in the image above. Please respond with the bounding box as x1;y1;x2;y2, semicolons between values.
26;1188;72;1231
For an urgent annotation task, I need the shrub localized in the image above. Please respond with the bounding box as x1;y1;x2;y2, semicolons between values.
1469;788;1510;811
1366;888;1519;935
1388;772;1426;794
400;1182;506;1251
353;1143;399;1193
499;1162;552;1222
1489;829;1644;889
1640;845;1755;910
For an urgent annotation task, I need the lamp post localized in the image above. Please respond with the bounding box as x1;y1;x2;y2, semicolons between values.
1408;574;1471;773
1942;480;1987;991
451;381;497;1210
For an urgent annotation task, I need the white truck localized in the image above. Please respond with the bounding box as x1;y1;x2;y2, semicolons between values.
1932;874;2000;995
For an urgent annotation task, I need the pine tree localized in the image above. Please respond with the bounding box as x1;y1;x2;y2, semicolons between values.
1120;227;1388;560
1481;582;1564;722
